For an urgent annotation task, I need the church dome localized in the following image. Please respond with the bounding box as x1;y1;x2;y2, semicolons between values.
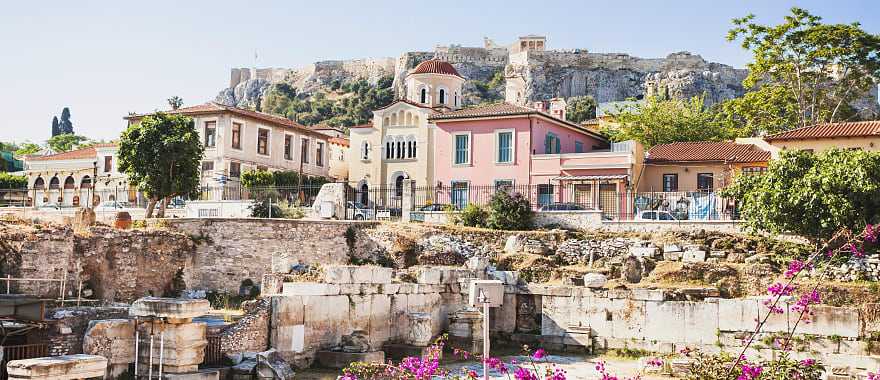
410;60;463;78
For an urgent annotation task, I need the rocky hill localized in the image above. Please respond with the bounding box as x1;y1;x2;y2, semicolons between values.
214;38;754;114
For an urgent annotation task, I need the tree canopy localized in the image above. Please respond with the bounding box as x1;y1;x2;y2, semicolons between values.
261;76;394;128
118;113;203;217
722;149;880;241
727;7;880;129
0;173;27;189
13;142;41;156
46;134;89;152
608;96;736;147
565;96;597;123
59;107;74;135
167;96;184;110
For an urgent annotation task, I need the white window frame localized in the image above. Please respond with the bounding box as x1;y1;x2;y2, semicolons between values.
437;86;449;105
452;132;472;166
494;129;515;164
256;127;271;157
316;141;325;167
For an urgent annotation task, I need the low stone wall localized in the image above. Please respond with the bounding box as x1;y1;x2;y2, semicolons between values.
164;218;379;292
533;210;603;230
46;306;130;356
600;220;745;234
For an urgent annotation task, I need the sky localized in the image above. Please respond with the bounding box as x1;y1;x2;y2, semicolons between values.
1;0;878;144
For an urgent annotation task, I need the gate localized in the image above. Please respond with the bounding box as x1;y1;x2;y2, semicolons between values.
343;184;402;221
0;344;48;379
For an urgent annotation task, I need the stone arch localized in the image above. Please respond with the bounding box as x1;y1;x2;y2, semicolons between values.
63;176;75;189
390;171;409;198
420;88;427;104
405;112;412;126
397;110;405;125
48;176;60;190
390;113;397;126
33;177;45;189
383;117;390;127
438;88;447;105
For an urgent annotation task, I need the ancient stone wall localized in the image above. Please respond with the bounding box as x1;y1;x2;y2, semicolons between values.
46;306;129;356
164;219;378;292
218;298;271;353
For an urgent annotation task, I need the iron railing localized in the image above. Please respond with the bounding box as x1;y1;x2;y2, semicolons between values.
1;344;49;380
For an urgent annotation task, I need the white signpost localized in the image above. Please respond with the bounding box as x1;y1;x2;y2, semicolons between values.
468;280;503;380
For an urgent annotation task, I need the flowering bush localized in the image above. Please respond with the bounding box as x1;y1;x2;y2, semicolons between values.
341;339;567;380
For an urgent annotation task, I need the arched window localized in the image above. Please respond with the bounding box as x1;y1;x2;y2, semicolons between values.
398;110;405;125
385;138;393;159
390;113;397;126
359;183;369;205
63;176;75;189
413;115;419;125
396;140;403;159
49;177;60;190
33;177;45;189
454;92;459;107
439;89;446;104
80;176;92;189
420;88;427;104
405;112;412;126
383;117;389;126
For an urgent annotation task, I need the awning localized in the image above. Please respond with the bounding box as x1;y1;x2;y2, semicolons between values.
550;175;629;181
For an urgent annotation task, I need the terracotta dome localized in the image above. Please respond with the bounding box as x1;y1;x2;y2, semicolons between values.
410;59;463;78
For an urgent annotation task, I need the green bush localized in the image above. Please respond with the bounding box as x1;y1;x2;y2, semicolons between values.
486;191;533;230
456;204;487;227
0;173;26;189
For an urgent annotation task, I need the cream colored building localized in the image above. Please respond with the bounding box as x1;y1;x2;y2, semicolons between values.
127;103;330;189
327;137;350;181
348;59;465;200
23;143;133;207
764;121;880;157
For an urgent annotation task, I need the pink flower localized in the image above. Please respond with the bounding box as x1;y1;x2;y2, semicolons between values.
868;372;880;380
850;243;865;258
340;373;358;380
513;367;539;380
531;348;546;360
738;364;763;380
767;282;797;296
866;224;877;243
800;358;816;366
647;357;664;367
784;259;812;278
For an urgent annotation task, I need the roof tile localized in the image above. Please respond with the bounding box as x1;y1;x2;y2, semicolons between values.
646;141;770;163
28;144;117;162
765;121;880;141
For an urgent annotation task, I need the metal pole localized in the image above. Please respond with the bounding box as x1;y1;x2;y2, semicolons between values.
134;321;140;378
6;274;10;294
76;280;83;307
158;331;164;379
148;333;154;380
60;270;67;304
483;300;490;380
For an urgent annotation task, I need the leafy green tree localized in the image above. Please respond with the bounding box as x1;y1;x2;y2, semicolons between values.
240;169;274;188
14;142;41;156
566;96;597;123
59;107;74;134
262;76;394;128
612;96;735;147
167;96;184;110
0;173;27;188
715;84;800;136
118;113;204;218
727;7;880;128
486;191;533;230
46;134;88;152
722;149;880;241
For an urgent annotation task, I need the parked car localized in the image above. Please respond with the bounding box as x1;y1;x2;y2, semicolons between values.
347;201;375;220
37;203;61;211
539;203;586;211
168;198;186;209
635;210;679;221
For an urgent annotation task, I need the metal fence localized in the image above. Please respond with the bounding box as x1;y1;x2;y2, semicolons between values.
0;187;149;208
411;184;735;221
343;184;403;221
0;344;49;380
196;184;327;207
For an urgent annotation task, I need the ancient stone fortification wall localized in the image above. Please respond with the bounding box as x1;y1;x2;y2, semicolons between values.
164;219;379;292
0;221;194;303
269;264;880;371
46;306;129;356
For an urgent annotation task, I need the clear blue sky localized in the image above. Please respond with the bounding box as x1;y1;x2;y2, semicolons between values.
1;0;878;144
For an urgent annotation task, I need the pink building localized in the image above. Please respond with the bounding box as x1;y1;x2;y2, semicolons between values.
429;103;643;213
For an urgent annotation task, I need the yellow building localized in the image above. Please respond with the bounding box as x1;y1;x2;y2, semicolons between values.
347;59;466;200
638;141;771;192
764;120;880;156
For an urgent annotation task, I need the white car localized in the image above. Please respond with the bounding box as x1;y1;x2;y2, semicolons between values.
346;201;374;220
37;203;61;211
635;210;679;221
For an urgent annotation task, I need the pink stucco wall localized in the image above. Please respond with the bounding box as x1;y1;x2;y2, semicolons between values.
433;115;610;186
433;117;532;186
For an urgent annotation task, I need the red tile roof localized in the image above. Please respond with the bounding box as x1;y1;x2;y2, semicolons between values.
646;141;770;164
429;103;608;142
765;121;880;141
410;59;463;78
127;102;324;138
328;137;350;147
348;123;374;129
28;144;117;161
373;98;439;112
